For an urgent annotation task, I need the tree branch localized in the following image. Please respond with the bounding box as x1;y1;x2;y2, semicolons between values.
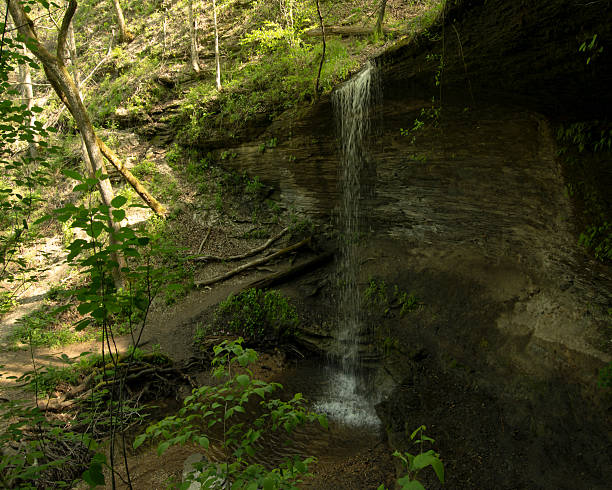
56;0;77;65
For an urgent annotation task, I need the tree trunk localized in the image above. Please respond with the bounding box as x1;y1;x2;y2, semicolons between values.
111;0;133;43
212;0;222;90
9;0;128;287
66;19;128;286
374;0;388;38
188;0;200;72
314;0;326;97
18;42;38;159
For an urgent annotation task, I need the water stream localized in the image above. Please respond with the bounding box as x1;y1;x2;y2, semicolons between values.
315;62;381;427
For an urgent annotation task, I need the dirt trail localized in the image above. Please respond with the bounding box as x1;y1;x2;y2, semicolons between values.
0;235;68;348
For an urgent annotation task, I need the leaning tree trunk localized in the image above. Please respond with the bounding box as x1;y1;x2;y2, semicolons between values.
8;1;130;286
212;0;222;90
188;0;200;72
110;0;133;43
65;19;129;284
374;0;388;38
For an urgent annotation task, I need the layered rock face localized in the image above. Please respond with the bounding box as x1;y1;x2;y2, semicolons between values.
197;0;611;486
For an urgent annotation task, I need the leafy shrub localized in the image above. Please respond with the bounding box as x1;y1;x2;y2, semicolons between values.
213;288;298;342
135;338;326;489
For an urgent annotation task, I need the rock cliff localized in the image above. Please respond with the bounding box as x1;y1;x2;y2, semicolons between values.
194;1;611;487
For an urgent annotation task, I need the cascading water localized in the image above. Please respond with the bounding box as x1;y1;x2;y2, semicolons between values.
315;61;381;427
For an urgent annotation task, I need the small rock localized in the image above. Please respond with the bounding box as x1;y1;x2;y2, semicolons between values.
182;453;225;489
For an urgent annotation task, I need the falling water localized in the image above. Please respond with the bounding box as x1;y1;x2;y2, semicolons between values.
315;62;381;427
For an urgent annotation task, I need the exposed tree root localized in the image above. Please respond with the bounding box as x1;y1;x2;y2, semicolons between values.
37;358;184;412
195;237;312;287
245;251;334;290
189;226;290;262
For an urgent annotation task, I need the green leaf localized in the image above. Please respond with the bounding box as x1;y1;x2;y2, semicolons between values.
75;318;93;331
62;169;83;181
431;457;445;483
412;452;437;471
111;195;127;208
77;302;97;315
410;425;425;440
236;374;250;386
157;440;171;455
82;462;105;487
397;479;426;490
133;434;147;449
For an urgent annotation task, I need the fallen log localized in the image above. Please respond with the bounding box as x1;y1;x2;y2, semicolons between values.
245;251;334;290
97;137;168;217
188;226;290;262
195;237;311;287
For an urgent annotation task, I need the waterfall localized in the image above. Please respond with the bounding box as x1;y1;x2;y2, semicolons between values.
315;62;381;427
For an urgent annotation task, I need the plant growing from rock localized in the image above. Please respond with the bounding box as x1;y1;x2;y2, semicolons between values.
135;338;327;489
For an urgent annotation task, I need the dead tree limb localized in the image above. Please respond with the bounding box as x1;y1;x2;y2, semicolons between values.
195;237;311;287
197;225;213;254
97;137;168;216
189;226;290;262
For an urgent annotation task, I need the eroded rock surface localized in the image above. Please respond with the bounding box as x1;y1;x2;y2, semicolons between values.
188;1;611;487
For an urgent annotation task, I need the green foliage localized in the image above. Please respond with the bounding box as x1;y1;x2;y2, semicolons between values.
557;121;612;263
579;34;604;65
131;158;158;180
378;426;445;490
0;33;59;312
558;122;612;154
87;56;163;127
22;363;80;397
0;399;103;489
209;288;299;342
135;338;326;489
599;362;612;388
9;306;85;348
0;290;17;315
364;279;420;317
241;22;296;53
579;221;612;262
177;37;356;145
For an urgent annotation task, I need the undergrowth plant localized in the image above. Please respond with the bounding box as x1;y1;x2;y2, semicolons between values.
135;338;327;489
557;121;612;263
378;426;445;490
20;170;180;487
0;397;102;489
208;288;299;343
